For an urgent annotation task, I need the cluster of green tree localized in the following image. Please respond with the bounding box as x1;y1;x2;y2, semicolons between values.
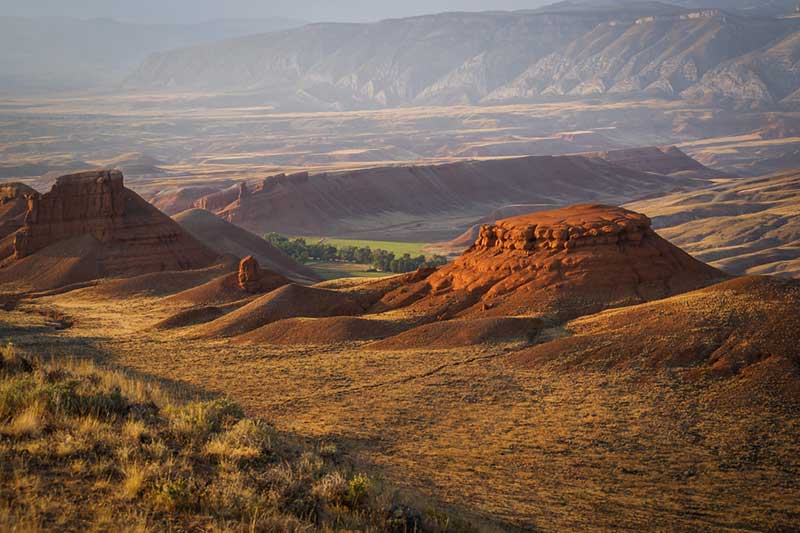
265;233;448;273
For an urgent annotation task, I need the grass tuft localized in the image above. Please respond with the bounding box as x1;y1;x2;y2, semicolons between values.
0;344;463;531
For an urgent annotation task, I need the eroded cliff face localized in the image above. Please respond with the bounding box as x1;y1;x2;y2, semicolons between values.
193;183;247;212
14;170;125;259
376;205;725;320
4;170;218;281
0;182;36;239
125;8;794;110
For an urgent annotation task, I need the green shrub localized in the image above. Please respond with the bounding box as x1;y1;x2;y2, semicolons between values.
346;472;372;508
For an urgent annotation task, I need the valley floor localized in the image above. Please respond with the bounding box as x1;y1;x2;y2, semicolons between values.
3;287;799;531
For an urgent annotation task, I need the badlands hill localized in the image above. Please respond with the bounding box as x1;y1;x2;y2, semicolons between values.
173;208;319;284
372;204;725;321
163;205;725;347
0;170;218;292
126;4;799;110
198;148;714;241
627;168;800;278
510;275;800;376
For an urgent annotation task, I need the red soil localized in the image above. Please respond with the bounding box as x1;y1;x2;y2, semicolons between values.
236;316;401;345
200;283;365;338
370;317;542;350
85;257;238;299
152;305;228;330
167;267;289;307
0;234;102;292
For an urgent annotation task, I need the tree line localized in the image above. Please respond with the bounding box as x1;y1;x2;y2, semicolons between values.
265;233;448;273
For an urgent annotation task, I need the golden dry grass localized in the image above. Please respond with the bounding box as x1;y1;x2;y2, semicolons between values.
2;281;798;531
0;343;474;532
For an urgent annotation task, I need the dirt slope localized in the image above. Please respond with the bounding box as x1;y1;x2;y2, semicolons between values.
237;316;402;345
200;284;364;338
371;317;542;350
626;169;800;277
510;276;800;375
173;208;319;283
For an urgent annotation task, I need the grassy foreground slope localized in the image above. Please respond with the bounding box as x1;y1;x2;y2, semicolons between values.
0;345;467;532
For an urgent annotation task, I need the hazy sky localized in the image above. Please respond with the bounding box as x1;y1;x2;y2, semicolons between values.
0;0;553;24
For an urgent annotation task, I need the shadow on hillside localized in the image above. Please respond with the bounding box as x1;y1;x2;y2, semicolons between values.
5;323;533;532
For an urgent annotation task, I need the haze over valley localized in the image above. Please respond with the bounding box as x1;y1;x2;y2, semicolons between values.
1;0;800;531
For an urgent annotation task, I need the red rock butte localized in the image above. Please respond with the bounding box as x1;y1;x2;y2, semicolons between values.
376;204;725;320
0;170;218;290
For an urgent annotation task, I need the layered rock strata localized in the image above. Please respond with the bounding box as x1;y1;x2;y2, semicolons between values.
376;204;725;319
4;170;217;279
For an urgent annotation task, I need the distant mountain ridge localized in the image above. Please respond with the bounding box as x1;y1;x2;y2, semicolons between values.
0;16;306;92
125;3;800;110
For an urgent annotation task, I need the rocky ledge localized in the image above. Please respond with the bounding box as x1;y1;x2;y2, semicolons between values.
474;204;653;251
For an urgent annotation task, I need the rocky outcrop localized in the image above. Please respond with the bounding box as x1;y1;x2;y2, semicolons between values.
0;182;35;204
473;207;652;252
0;182;36;240
13;170;126;259
1;170;218;284
375;205;725;320
238;255;261;293
193;183;244;212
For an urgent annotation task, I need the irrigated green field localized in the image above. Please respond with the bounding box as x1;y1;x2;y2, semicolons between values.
294;237;429;257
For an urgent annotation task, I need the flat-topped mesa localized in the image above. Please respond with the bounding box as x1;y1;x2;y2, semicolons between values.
474;205;654;252
372;204;725;321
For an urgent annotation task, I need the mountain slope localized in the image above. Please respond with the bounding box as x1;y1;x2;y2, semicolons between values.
125;7;798;110
683;30;800;108
0;16;305;92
